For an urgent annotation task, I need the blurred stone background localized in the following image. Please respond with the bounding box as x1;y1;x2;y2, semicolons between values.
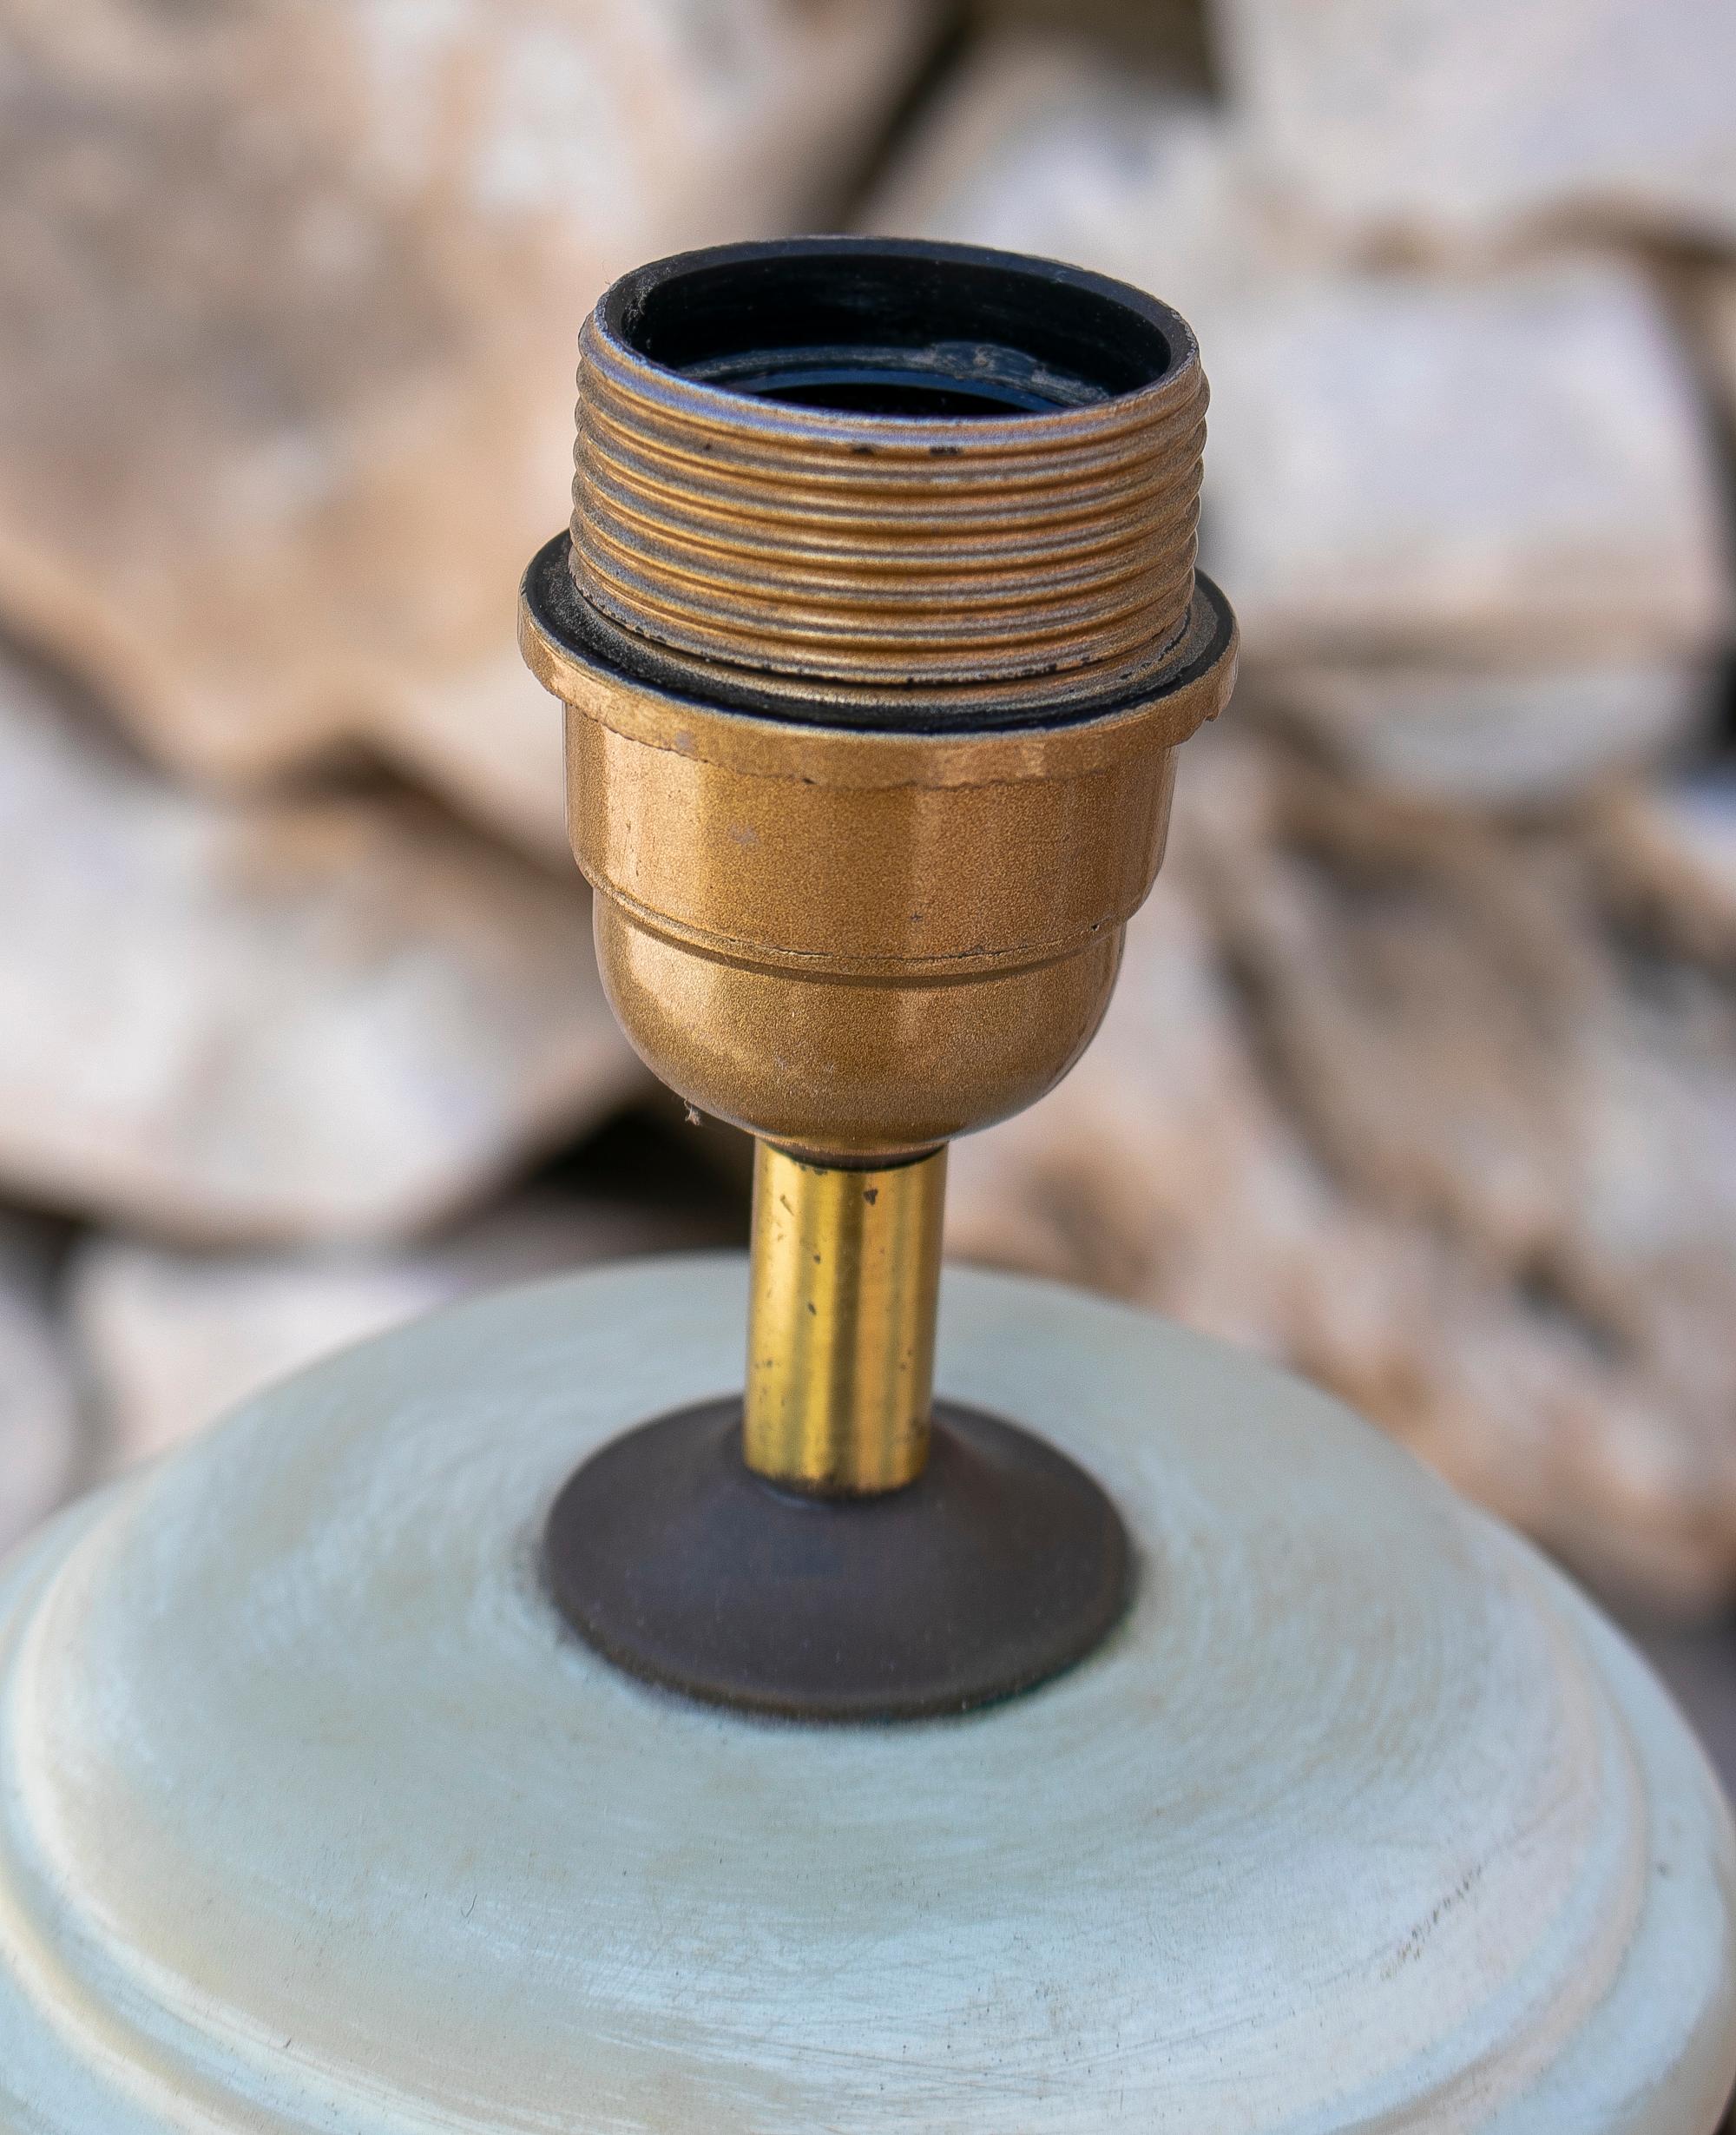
3;0;1736;1771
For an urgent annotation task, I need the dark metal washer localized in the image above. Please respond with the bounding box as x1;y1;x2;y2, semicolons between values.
544;1400;1133;1723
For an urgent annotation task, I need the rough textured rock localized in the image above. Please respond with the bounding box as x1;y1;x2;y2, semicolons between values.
1271;660;1714;805
869;37;1732;792
0;0;931;855
950;733;1736;1613
1213;0;1736;253
963;0;1211;82
867;36;1268;332
1593;771;1736;964
0;650;644;1244
0;1213;81;1558
71;1191;736;1477
1637;1619;1736;1799
1694;268;1736;442
1201;263;1729;674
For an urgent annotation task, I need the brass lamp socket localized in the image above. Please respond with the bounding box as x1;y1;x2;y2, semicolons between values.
523;239;1235;1166
522;237;1237;1502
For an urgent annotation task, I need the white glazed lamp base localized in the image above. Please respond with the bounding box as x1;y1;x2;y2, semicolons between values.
0;1257;1731;2133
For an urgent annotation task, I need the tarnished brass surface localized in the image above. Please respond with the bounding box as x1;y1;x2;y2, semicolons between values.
744;1143;945;1493
523;546;1231;1163
522;238;1238;1492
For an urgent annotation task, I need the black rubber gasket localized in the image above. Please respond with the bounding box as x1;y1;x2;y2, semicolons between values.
523;530;1236;736
543;1399;1133;1723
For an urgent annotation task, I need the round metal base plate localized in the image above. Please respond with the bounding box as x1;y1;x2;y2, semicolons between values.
543;1400;1131;1721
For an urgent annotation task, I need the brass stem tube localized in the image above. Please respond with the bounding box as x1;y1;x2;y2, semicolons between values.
744;1143;946;1495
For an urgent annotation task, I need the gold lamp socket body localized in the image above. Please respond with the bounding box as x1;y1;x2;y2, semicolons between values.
521;240;1237;1494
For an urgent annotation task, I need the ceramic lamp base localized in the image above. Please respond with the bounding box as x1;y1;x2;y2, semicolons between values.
0;1258;1731;2132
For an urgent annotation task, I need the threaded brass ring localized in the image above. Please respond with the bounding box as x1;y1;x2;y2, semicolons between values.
570;238;1207;724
